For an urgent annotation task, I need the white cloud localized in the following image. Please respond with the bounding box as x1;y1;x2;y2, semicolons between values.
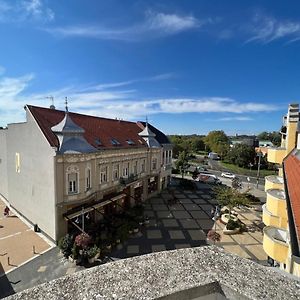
246;14;300;44
93;73;175;90
0;0;54;23
0;72;280;126
218;116;253;121
45;11;203;41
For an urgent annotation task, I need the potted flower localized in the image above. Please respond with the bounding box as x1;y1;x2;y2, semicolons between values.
207;229;221;244
87;245;100;264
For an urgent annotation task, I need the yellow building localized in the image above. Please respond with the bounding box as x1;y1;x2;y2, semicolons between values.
263;103;300;276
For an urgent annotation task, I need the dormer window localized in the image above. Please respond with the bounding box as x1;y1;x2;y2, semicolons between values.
95;138;102;147
126;139;135;145
111;138;121;146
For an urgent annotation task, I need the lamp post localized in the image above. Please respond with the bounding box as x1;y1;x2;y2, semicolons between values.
81;207;85;232
256;152;262;189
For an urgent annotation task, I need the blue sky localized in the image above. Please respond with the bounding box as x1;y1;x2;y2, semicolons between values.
0;0;300;135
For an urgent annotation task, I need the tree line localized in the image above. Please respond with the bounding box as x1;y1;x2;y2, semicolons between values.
169;130;280;170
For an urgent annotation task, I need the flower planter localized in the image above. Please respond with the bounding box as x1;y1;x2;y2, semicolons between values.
116;239;121;244
221;214;238;224
68;256;75;263
106;244;112;250
88;257;95;264
128;230;133;234
223;226;240;235
139;222;144;226
133;228;139;233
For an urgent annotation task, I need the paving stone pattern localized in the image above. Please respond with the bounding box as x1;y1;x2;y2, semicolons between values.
111;186;267;266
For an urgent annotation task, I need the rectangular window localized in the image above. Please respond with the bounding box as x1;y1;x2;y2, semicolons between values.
141;159;145;173
68;173;78;194
113;164;119;181
15;153;20;173
100;166;108;184
133;161;138;175
86;169;91;190
122;163;129;178
152;158;157;170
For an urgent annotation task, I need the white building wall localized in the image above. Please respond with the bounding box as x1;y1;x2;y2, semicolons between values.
0;129;8;199
6;108;57;240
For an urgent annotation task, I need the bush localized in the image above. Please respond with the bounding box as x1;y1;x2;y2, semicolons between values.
172;168;180;174
244;193;261;203
58;234;74;258
226;219;239;230
87;245;99;258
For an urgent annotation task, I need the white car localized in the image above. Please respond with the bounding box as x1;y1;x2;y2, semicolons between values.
221;172;236;179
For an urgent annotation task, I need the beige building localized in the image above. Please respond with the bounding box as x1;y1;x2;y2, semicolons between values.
0;104;172;242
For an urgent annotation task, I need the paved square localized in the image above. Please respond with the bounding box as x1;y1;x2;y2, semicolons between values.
156;211;173;218
190;211;209;219
188;230;206;241
147;230;163;239
179;219;200;229
168;204;185;211
175;244;191;249
0;199;52;275
152;204;169;211
172;211;191;219
162;219;179;227
127;245;140;254
183;204;201;211
151;244;166;252
168;230;185;239
196;219;214;230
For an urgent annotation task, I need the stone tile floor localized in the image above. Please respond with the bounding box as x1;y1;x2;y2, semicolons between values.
111;185;267;265
0;198;52;275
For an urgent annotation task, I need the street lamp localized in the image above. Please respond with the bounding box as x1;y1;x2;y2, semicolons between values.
256;152;262;189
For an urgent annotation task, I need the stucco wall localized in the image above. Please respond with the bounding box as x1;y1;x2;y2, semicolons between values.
6;108;56;240
0;129;8;199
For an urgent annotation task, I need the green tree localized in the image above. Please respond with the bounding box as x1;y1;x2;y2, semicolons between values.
175;150;190;178
213;186;250;218
257;131;281;147
204;131;229;155
226;144;256;168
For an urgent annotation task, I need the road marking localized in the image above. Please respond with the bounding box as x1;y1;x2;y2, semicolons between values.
0;231;22;240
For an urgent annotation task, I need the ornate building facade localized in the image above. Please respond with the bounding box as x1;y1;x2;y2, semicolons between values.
0;105;172;242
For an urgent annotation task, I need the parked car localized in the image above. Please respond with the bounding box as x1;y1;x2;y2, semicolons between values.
221;172;236;179
197;173;221;184
197;166;208;172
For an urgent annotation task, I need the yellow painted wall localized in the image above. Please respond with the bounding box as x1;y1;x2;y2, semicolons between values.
286;121;298;153
263;233;288;263
267;148;286;164
262;211;287;229
266;193;287;219
265;179;283;192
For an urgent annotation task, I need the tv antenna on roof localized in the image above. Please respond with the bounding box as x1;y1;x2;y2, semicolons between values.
65;97;68;112
46;96;55;109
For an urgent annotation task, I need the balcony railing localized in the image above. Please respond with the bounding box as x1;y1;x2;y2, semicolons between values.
263;226;289;263
266;189;287;219
119;174;139;185
265;175;284;192
262;204;287;229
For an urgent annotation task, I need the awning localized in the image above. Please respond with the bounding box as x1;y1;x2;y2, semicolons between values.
65;193;127;219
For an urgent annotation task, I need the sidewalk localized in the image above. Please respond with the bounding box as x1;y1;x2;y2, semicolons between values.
0;247;83;299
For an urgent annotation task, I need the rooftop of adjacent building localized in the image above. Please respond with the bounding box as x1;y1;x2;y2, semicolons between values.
26;105;171;151
284;149;300;253
8;246;300;300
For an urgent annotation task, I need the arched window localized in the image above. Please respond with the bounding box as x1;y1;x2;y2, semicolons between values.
66;165;79;194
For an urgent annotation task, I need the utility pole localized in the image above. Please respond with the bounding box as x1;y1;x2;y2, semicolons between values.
256;152;262;188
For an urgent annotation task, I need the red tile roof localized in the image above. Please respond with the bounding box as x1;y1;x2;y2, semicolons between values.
27;105;148;149
284;152;300;243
